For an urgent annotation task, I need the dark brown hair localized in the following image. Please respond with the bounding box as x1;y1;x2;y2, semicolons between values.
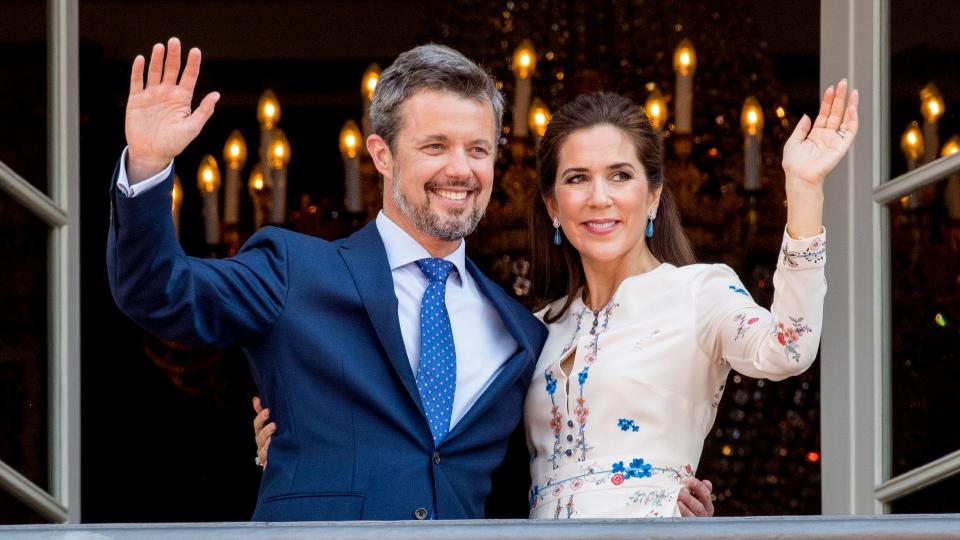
531;92;697;323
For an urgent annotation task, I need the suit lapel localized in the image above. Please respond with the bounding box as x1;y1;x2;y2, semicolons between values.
444;258;538;442
338;222;424;415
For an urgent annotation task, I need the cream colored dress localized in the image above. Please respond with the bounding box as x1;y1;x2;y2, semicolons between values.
523;230;826;518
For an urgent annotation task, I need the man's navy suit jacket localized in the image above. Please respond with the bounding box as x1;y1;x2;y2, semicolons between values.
106;165;548;521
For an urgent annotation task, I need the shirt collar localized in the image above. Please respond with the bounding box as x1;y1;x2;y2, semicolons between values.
375;211;467;287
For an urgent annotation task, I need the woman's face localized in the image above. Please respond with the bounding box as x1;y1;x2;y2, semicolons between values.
547;124;660;267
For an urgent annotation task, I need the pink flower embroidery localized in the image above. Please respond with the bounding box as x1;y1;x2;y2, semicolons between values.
611;473;624;485
551;484;564;498
571;478;584;490
550;406;562;436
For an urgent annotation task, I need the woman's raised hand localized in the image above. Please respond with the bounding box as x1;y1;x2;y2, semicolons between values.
125;37;220;182
782;79;859;188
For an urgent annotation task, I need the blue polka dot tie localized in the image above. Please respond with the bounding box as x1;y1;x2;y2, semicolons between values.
415;258;457;446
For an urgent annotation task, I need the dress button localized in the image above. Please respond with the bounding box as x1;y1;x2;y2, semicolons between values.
433;451;441;465
566;435;573;442
414;507;429;520
567;420;574;427
564;449;573;456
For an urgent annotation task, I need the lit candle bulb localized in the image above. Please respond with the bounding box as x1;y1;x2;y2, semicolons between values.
340;119;363;213
258;89;281;130
900;121;924;209
248;164;266;231
258;89;281;183
741;96;763;191
920;83;944;163
512;39;536;138
361;63;381;143
268;130;290;224
222;130;247;225
942;135;960;219
528;98;551;140
672;39;696;134
171;174;183;240
644;87;667;130
901;121;924;170
197;155;221;245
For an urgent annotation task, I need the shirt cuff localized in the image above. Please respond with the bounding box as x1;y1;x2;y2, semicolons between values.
116;146;174;198
778;226;826;269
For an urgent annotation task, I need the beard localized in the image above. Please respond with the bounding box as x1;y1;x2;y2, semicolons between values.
391;166;486;242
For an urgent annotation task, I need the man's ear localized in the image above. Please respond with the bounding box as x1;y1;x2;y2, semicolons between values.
367;134;393;177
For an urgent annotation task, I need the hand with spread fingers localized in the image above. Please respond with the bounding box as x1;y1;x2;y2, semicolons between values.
781;78;860;239
125;37;221;183
252;397;276;470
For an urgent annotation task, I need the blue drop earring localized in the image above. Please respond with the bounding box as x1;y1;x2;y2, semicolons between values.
645;212;656;238
552;216;562;246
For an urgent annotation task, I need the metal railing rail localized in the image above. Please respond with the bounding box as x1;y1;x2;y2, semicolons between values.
1;514;960;540
0;460;67;523
875;449;960;504
0;161;66;227
873;151;960;205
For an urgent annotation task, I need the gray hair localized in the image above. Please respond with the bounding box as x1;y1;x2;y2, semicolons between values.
370;44;504;150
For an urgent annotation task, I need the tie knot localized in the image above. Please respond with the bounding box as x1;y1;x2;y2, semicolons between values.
416;258;455;283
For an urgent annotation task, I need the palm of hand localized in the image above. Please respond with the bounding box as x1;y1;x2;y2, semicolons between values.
126;85;198;162
781;81;859;187
124;38;219;171
782;127;849;186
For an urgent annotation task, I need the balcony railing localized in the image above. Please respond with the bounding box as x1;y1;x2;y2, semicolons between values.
2;514;960;539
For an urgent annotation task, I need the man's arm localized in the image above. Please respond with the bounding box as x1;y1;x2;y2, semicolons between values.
108;37;287;347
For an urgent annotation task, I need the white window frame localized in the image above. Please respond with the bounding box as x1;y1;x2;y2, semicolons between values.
820;0;960;514
0;0;80;523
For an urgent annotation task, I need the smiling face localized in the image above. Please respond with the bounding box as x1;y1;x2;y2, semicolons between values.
546;124;661;267
368;89;496;254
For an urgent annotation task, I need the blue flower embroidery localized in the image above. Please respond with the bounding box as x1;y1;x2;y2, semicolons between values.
577;367;589;385
729;285;749;296
545;370;557;395
611;458;654;479
628;458;653;478
617;418;640;432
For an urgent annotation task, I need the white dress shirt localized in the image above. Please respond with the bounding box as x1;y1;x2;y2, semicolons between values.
115;148;518;429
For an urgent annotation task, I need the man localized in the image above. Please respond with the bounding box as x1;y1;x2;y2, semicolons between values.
108;37;714;520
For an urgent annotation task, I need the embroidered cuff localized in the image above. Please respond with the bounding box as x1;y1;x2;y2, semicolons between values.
778;227;826;269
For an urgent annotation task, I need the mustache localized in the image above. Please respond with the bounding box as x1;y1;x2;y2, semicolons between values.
424;179;481;192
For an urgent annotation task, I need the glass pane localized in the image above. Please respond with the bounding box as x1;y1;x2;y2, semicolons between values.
890;472;960;514
0;190;50;491
888;177;960;477
890;0;960;179
0;488;50;525
888;0;960;479
0;0;49;194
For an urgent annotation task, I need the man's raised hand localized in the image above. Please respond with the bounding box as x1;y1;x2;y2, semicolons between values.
125;37;220;182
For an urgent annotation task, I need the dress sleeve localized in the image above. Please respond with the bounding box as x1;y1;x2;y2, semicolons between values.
694;229;826;380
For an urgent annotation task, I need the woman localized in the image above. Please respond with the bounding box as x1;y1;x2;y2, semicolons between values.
523;82;855;518
255;82;858;518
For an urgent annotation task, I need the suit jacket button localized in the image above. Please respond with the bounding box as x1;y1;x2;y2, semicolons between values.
414;507;429;520
433;451;441;465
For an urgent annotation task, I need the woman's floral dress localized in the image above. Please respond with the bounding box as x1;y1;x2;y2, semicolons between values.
524;229;826;518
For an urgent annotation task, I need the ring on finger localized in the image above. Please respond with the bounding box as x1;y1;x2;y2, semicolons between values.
836;128;847;139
